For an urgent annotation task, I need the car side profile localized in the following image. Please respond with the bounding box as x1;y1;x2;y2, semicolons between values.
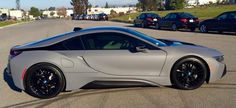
156;12;199;31
134;13;161;28
7;26;226;99
199;11;236;33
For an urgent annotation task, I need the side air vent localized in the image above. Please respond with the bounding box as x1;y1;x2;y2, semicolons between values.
73;27;82;32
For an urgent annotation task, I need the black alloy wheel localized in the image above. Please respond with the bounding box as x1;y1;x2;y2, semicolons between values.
171;57;207;90
171;24;177;31
25;63;65;99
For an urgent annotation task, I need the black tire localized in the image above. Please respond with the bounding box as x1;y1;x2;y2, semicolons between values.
218;31;223;34
133;21;138;27
141;22;146;28
171;57;207;90
155;23;160;30
171;24;177;31
24;63;65;99
199;24;208;33
190;27;196;32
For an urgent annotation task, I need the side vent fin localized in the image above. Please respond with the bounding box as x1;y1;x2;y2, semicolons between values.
73;27;82;32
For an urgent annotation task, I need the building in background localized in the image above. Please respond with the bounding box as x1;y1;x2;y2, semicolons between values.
9;10;24;20
0;8;10;16
66;9;73;17
187;0;236;6
87;7;136;15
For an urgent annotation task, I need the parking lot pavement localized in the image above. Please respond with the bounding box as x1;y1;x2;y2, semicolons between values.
0;19;236;108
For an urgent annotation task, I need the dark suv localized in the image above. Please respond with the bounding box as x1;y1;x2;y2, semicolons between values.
134;13;161;28
199;11;236;33
156;12;199;31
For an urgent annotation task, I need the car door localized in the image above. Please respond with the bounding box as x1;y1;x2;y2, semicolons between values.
213;13;229;31
81;32;167;76
160;13;172;27
136;13;145;25
226;12;236;32
168;13;177;28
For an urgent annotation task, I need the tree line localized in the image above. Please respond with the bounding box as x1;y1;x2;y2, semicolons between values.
136;0;186;11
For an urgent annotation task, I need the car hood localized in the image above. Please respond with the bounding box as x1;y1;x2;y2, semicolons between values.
158;39;223;57
157;39;197;46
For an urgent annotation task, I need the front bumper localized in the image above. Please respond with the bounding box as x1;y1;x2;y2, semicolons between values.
221;65;227;78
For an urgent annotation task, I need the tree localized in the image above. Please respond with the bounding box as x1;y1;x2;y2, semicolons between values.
49;7;56;11
50;11;55;17
57;7;67;17
165;0;185;10
71;0;89;15
137;0;165;11
29;7;41;17
105;2;109;8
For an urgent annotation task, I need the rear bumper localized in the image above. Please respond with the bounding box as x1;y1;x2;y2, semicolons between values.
178;23;199;29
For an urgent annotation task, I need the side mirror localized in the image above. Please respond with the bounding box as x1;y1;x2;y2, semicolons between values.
135;46;149;53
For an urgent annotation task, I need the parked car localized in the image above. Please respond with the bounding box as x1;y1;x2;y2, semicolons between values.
97;13;108;21
156;12;199;31
134;13;161;28
199;11;236;33
7;26;226;99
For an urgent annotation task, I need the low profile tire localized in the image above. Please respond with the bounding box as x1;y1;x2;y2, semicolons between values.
155;23;160;30
190;27;196;32
141;22;146;28
171;24;177;31
171;57;207;90
200;24;208;33
24;63;65;99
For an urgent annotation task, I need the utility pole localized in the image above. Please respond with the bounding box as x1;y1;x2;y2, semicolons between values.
16;0;20;10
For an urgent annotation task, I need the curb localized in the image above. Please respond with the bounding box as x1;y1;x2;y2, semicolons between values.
0;21;33;29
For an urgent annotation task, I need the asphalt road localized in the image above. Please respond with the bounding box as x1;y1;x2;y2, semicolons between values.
0;19;236;108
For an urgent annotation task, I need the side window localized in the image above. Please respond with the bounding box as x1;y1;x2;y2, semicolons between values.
170;14;177;19
164;14;171;19
217;13;228;20
140;14;146;19
46;37;83;50
82;32;157;50
228;12;236;20
62;37;83;50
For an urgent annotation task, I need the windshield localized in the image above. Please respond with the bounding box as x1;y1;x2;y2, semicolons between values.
128;29;167;47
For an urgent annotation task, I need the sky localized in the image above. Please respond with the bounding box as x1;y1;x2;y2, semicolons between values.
0;0;138;10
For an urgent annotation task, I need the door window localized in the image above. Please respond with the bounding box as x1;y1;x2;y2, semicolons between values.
217;13;228;20
164;14;171;19
170;14;177;19
140;14;146;19
228;12;236;20
82;32;156;50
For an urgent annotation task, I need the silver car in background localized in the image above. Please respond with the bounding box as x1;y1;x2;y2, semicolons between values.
6;26;226;99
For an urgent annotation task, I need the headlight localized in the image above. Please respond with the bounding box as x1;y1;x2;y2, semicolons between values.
214;56;224;62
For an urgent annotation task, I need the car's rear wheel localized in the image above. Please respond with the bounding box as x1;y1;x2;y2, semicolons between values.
171;24;177;31
171;57;207;90
141;22;146;28
25;63;65;99
200;24;208;33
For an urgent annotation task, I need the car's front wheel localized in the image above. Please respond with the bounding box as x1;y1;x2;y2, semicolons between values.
200;24;208;33
171;57;207;90
24;63;65;99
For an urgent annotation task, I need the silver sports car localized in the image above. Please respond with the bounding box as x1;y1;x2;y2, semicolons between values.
7;26;226;99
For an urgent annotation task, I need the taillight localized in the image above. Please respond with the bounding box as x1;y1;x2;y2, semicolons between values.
195;18;199;22
180;18;188;23
146;17;152;21
10;49;22;58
